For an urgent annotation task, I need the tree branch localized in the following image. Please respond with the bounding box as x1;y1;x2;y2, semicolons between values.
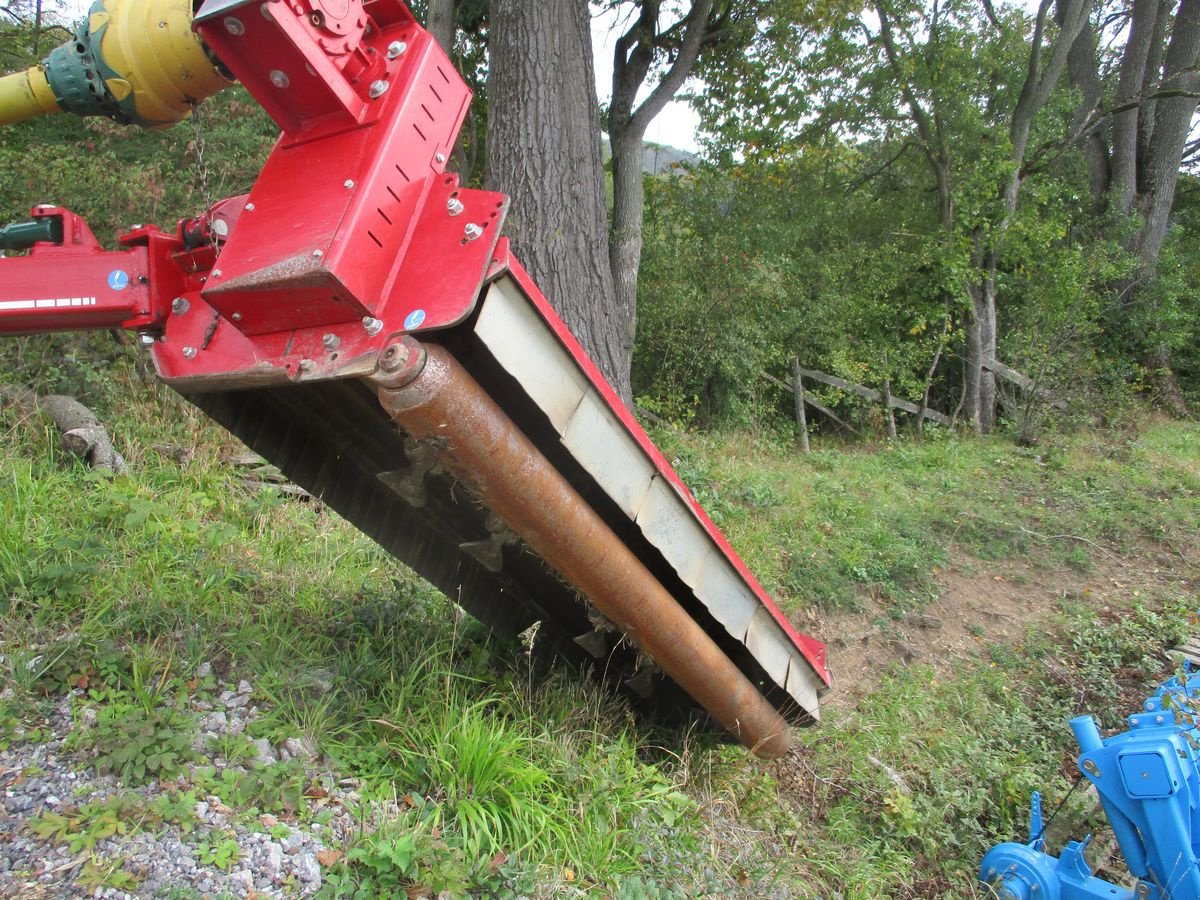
627;0;716;140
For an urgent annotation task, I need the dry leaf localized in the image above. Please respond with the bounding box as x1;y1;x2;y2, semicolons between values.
563;867;576;883
316;849;344;867
488;851;508;874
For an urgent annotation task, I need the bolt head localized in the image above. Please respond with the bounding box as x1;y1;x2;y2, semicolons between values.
312;249;323;259
182;346;198;359
387;40;407;59
171;297;190;316
211;269;222;278
231;312;243;322
299;359;316;374
138;333;155;347
244;202;255;212
363;316;383;336
224;16;245;34
343;179;355;189
435;153;447;164
369;79;389;99
447;197;465;216
380;342;410;373
270;69;289;89
211;218;229;237
322;333;340;351
463;223;484;241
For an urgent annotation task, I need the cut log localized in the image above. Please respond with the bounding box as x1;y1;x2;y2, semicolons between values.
1;384;125;473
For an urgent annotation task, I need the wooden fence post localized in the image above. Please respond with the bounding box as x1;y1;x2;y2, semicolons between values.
791;357;811;453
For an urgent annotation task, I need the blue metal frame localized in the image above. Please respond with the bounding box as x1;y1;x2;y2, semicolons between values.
981;669;1200;899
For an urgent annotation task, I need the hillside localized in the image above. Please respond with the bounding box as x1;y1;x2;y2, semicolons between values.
0;339;1196;896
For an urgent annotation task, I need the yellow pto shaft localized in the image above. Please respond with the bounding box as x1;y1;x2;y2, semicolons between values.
0;66;61;127
0;0;231;130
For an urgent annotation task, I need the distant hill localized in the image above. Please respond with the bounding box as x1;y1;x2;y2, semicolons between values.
601;136;700;175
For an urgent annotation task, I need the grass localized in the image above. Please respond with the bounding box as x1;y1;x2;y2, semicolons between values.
0;336;1197;895
658;420;1199;613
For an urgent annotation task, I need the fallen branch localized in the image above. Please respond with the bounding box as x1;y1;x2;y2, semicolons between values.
1016;525;1118;559
984;358;1068;410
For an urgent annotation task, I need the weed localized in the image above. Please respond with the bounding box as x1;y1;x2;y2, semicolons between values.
69;696;197;783
206;731;259;767
195;834;242;870
191;762;307;817
29;794;142;853
322;832;417;897
76;856;141;893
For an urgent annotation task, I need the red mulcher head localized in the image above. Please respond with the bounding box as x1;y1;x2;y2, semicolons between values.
0;0;829;757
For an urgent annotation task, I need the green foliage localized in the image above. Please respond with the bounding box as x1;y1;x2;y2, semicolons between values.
29;794;139;853
69;695;197;783
195;835;243;871
76;856;142;893
324;833;418;897
190;762;308;817
652;419;1199;615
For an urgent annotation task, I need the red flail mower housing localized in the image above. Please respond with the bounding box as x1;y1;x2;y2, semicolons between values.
0;0;829;757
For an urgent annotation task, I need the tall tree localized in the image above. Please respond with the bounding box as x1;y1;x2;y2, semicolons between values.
605;0;715;392
486;0;626;399
1065;0;1200;412
603;1;772;401
696;0;1094;432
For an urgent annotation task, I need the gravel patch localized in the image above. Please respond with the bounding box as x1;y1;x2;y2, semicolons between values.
0;673;358;897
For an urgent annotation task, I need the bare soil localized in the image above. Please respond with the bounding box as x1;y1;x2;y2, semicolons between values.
802;542;1198;710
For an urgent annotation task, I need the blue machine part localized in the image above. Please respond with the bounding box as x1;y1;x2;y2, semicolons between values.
980;668;1200;900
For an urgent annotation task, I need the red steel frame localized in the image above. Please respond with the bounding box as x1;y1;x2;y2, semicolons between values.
0;0;829;689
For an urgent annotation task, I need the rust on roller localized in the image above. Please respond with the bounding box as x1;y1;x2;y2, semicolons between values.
368;340;792;759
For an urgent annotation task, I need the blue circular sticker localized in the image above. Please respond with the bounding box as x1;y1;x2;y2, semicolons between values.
107;270;130;291
403;309;427;330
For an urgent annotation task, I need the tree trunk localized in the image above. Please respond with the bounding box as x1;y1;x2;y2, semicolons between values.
608;130;645;389
965;263;998;435
1112;0;1160;215
1136;0;1200;268
606;0;715;406
426;0;457;52
485;0;627;402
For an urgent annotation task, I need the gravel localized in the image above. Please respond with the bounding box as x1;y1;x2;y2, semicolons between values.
0;671;358;898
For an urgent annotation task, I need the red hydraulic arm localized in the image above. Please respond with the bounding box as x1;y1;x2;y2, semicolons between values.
0;0;829;756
